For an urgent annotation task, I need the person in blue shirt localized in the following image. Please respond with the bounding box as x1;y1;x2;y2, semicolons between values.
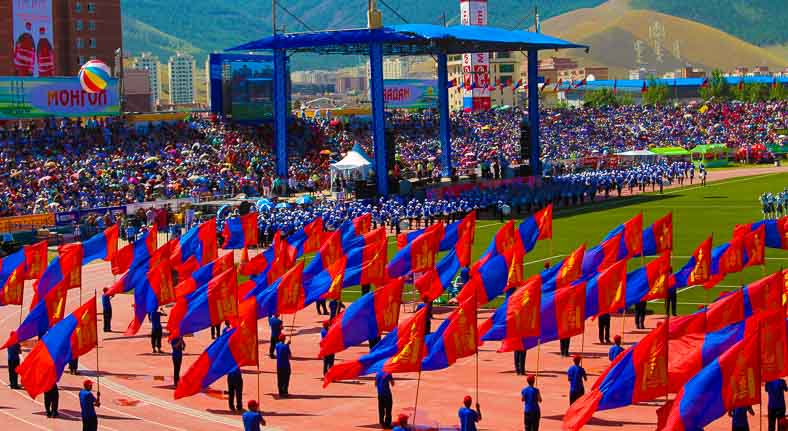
274;334;291;397
268;314;282;358
729;406;755;431
242;400;266;430
608;335;625;362
567;355;587;405
171;336;185;386
227;368;243;412
6;331;20;389
522;374;542;431
376;370;395;428
392;413;408;431
320;320;334;376
79;379;101;431
149;308;165;354
458;395;482;431
101;287;113;332
766;378;788;431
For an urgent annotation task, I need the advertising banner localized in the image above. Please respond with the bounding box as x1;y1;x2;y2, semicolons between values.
383;79;438;109
0;213;55;233
56;206;126;226
0;77;120;119
12;0;55;77
460;0;490;112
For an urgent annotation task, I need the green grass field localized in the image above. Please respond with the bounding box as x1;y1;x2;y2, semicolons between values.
365;170;788;315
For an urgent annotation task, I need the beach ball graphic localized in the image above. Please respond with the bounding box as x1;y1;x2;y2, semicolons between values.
79;60;111;93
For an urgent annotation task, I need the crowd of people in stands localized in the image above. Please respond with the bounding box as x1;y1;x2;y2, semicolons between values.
0;100;783;217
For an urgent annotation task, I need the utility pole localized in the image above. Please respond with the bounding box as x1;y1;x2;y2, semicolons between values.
368;0;382;29
272;0;277;35
534;6;540;33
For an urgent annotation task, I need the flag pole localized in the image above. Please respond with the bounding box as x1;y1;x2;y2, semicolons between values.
535;337;541;384
256;319;261;403
474;293;479;403
94;291;100;394
413;370;423;427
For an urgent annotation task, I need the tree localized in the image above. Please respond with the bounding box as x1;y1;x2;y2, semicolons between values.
642;77;671;105
769;81;787;101
699;69;731;101
584;88;626;108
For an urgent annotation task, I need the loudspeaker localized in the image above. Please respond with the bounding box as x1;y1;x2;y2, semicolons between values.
384;129;396;174
520;120;530;163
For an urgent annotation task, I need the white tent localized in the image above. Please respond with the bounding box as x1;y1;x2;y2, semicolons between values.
330;144;373;184
615;149;656;157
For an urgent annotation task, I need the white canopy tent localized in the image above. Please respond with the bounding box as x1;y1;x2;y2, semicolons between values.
330;144;374;184
615;149;658;163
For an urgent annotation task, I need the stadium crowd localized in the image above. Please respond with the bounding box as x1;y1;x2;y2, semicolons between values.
0;100;783;216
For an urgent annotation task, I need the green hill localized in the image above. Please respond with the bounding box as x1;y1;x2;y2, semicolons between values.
121;0;787;70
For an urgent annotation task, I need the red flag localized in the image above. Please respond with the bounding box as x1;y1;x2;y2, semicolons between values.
594;259;627;316
740;224;766;267
23;240;48;280
276;260;305;315
56;244;82;291
207;268;239;324
554;282;586;339
754;310;788;381
382;307;428;374
70;296;98;359
415;269;444;302
555;244;586;287
642;252;673;302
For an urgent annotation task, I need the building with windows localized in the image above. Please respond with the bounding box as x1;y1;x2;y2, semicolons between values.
168;52;196;105
133;52;160;108
0;0;122;76
447;51;522;111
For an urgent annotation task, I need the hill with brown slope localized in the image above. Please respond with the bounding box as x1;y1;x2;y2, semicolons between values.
542;0;786;78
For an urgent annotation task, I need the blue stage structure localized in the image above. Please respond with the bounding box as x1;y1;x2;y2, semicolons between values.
229;24;587;196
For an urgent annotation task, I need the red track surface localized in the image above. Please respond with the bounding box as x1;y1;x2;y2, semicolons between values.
2;166;785;430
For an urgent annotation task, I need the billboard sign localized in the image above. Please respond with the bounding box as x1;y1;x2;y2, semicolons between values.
460;0;490;112
383;79;438;109
12;0;55;77
0;77;120;119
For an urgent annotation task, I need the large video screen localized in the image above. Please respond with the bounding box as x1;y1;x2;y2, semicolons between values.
229;60;273;121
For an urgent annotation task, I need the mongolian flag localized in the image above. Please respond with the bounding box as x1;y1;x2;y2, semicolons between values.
415;269;445;303
498;281;587;353
168;267;238;339
79;224;119;264
479;275;541;341
582;232;627;275
253;260;306;317
398;211;476;252
563;322;668;431
222;213;259;249
584;258;627;318
107;240;173;296
737;224;766;268
284;217;324;257
342;241;388;288
603;213;643;259
306;227;387;283
625;252;673;307
174;296;258;399
705;271;783;333
421;295;480;371
111;226;158;276
703;236;744;289
541;243;586;291
413;248;465;303
124;258;175;336
174;252;235;298
239;245;274;277
340;214;372;244
673;236;712;289
0;249;26;306
2;284;67;348
23;240;48;280
387;223;443;278
171;218;218;278
744;216;787;249
641;213;672;256
57;243;83;291
660;329;762;431
455;250;514;305
323;307;428;387
16;297;97;399
518;204;552;253
319;278;404;358
30;245;81;309
477;220;520;264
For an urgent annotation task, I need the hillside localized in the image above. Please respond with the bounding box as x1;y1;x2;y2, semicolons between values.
541;0;786;78
120;0;787;71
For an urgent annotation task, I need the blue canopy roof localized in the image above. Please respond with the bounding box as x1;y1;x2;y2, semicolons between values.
556;76;788;92
228;24;587;55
